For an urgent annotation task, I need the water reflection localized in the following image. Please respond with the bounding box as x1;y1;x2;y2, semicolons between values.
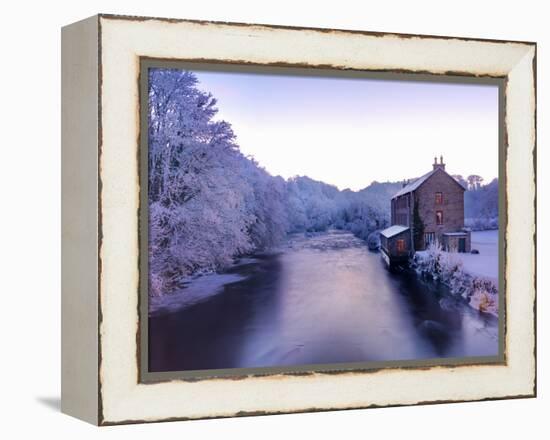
149;231;498;372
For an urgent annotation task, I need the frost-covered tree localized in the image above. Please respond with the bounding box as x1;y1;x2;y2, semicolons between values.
467;174;484;191
283;177;392;240
465;178;498;230
148;68;414;296
452;174;468;189
242;161;289;248
285;176;339;232
149;69;260;295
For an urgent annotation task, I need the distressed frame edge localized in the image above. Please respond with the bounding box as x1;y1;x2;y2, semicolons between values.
503;44;537;401
93;15;536;425
97;12;537;47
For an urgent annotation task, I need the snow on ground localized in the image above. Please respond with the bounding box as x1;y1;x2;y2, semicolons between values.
458;230;499;285
416;230;498;286
419;230;498;283
149;272;247;316
414;230;499;316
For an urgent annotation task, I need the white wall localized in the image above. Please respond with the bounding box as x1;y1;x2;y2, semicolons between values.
0;0;547;438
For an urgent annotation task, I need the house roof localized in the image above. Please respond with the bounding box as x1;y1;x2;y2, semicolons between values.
392;169;437;198
392;168;466;199
380;225;409;238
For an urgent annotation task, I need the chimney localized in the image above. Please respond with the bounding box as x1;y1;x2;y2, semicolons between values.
432;155;446;171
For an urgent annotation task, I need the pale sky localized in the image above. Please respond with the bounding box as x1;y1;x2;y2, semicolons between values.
194;70;499;191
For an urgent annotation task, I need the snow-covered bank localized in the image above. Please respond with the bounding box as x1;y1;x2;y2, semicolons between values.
458;230;499;284
149;231;365;316
149;271;249;316
413;236;499;317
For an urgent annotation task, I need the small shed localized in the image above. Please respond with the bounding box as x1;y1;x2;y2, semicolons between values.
379;225;411;268
442;231;471;253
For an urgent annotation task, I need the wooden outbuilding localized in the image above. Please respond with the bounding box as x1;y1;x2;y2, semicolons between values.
379;225;410;268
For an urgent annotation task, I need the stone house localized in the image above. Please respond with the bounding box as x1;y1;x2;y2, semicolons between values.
380;156;471;266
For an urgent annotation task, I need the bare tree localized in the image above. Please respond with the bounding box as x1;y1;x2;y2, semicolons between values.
467;175;484;190
452;174;468;189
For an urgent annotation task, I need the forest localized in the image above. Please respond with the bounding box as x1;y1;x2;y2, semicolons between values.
148;68;498;296
464;178;499;230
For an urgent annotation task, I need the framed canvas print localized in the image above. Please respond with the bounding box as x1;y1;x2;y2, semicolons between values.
61;14;537;425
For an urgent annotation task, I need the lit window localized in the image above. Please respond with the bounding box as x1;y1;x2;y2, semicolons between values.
396;239;405;252
436;211;443;225
435;192;443;204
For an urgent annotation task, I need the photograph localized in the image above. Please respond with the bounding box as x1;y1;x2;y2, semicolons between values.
144;64;502;374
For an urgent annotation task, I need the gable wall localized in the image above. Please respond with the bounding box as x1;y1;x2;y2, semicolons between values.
415;170;465;247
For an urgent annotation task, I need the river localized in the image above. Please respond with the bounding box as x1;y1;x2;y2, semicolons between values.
149;230;499;372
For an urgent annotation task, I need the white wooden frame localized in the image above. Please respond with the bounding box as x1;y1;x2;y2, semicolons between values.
61;14;536;425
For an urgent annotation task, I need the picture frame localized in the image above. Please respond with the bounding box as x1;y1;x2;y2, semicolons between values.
61;14;536;425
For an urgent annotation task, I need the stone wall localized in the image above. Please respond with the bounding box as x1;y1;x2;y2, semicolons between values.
415;169;465;250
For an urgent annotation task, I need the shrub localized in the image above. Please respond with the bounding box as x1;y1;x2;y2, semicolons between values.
412;242;498;316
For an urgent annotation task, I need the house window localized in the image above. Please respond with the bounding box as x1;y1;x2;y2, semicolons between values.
425;232;435;245
436;210;443;225
435;192;443;204
396;239;405;252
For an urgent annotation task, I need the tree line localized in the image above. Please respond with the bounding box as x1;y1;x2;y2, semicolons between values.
148;68;498;296
464;178;499;230
148;69;396;295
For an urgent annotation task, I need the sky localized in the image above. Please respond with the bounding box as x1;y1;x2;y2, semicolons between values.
194;69;499;191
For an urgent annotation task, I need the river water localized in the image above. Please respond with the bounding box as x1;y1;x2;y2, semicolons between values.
149;231;498;372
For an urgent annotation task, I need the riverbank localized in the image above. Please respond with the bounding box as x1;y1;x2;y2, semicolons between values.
149;230;498;372
456;230;499;285
149;271;248;317
413;230;499;317
149;230;360;316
